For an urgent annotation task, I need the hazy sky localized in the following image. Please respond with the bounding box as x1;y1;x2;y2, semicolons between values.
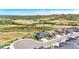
0;9;79;15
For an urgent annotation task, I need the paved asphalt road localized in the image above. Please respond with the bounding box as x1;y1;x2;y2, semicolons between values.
10;32;79;49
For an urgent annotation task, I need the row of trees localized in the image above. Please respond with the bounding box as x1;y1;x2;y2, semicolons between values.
0;20;21;25
0;14;79;20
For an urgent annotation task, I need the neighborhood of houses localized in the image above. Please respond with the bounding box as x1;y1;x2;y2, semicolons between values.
35;27;79;41
10;27;79;49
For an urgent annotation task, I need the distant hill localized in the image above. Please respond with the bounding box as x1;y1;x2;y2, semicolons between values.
0;14;79;20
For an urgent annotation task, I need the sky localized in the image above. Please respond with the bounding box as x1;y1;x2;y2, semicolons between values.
0;9;79;15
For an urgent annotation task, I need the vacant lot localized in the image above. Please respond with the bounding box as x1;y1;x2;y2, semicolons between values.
0;32;27;44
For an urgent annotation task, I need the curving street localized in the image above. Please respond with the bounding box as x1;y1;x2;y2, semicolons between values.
10;32;79;49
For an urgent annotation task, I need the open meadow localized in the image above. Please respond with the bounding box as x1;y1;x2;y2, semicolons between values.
0;14;79;48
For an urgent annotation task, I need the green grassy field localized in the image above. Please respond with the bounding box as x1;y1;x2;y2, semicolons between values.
0;14;79;46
